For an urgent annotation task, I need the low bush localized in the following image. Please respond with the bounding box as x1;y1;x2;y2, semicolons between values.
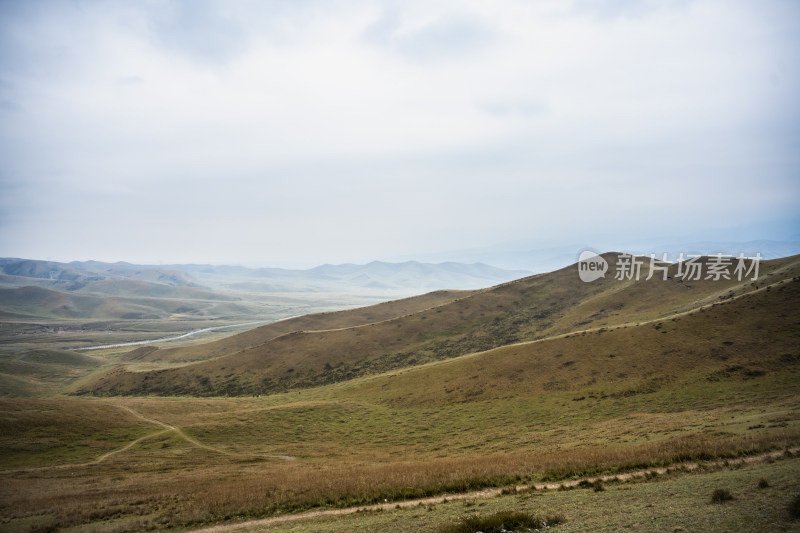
710;488;733;503
437;511;563;533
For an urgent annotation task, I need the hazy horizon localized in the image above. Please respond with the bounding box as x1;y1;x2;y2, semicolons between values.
2;0;799;267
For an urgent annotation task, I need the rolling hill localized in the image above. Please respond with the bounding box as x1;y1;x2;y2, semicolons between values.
0;348;102;397
2;259;521;354
75;253;800;397
0;285;246;321
0;258;527;324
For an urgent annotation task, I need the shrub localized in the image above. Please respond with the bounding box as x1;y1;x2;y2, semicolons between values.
437;511;563;533
789;494;800;519
710;488;733;503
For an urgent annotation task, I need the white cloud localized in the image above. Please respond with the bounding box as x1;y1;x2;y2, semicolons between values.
0;0;798;265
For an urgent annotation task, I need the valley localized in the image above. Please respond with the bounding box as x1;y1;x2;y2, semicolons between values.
0;253;798;531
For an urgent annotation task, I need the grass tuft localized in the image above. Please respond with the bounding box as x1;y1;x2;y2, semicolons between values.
437;510;563;533
710;488;734;503
758;477;769;489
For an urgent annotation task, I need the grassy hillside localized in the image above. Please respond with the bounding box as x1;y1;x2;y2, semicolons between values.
111;276;799;465
338;274;800;410
0;285;249;321
76;254;800;397
3;277;798;529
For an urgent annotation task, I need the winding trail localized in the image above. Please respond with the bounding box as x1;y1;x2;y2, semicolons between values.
114;404;296;461
93;427;172;463
0;403;295;475
114;404;234;456
191;447;800;532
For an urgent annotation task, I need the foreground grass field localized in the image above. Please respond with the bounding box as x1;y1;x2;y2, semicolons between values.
2;395;798;532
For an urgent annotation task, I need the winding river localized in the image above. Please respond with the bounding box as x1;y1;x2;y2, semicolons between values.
76;318;297;351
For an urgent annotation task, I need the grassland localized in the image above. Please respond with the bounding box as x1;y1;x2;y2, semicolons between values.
0;254;798;531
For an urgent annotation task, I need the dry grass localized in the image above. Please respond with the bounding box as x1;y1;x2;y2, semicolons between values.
710;487;734;503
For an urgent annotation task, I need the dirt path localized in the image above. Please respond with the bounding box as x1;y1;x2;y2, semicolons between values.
0;426;176;474
93;427;172;463
114;404;232;456
114;404;296;461
190;447;799;533
0;404;295;475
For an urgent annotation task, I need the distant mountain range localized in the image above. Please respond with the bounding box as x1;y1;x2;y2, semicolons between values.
0;258;531;295
4;241;798;296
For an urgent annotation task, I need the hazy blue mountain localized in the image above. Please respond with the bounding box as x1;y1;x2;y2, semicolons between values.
0;258;531;294
181;260;530;292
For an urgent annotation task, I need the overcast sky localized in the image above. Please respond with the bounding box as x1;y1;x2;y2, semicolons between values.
1;0;798;267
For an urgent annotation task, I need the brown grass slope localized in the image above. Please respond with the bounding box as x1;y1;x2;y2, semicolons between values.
75;254;800;397
123;289;474;364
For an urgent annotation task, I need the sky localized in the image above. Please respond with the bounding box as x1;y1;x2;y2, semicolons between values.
1;0;798;267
